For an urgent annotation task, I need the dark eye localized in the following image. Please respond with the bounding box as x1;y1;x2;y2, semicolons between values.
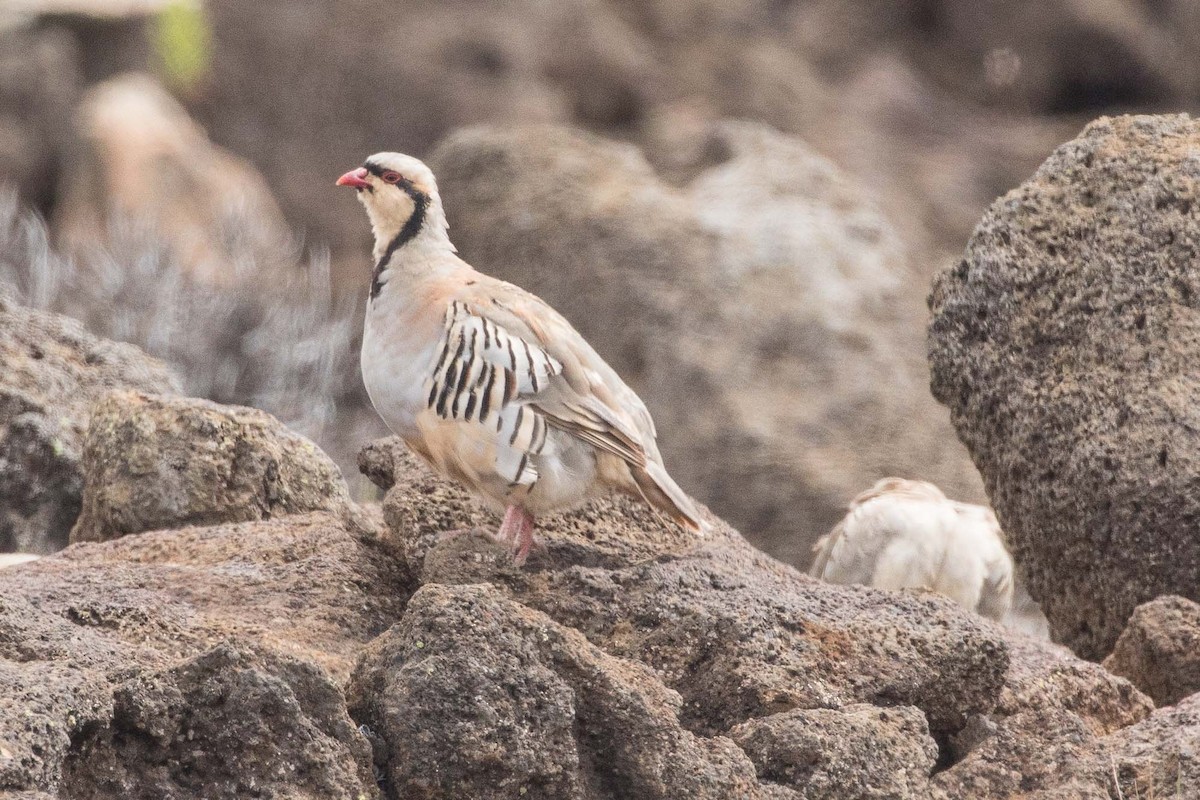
382;171;402;184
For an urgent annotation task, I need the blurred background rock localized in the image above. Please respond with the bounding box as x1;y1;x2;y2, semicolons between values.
1;0;1193;566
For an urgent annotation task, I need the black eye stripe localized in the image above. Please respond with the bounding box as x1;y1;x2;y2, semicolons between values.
363;163;422;193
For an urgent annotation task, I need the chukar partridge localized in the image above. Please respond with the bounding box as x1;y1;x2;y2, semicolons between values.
810;477;1049;638
338;153;701;565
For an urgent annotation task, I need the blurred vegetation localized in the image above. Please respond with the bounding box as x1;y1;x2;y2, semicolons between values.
152;1;212;93
0;190;362;445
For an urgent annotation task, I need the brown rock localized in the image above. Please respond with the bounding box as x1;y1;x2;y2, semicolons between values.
377;445;492;585
378;447;1007;738
935;634;1153;797
70;391;351;543
929;113;1200;658
0;299;178;554
430;122;981;568
59;643;379;800
997;636;1152;736
1009;694;1200;798
0;24;80;213
0;510;406;793
371;446;1166;800
195;0;656;257
1079;694;1200;798
936;707;1099;799
54;73;290;285
1104;595;1200;707
348;582;773;800
730;704;942;799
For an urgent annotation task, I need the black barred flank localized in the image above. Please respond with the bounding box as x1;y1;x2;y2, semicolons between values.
510;406;524;445
436;363;458;416
480;367;497;420
533;415;548;453
506;339;518;372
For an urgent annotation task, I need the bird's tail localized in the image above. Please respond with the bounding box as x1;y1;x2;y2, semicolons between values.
631;460;706;534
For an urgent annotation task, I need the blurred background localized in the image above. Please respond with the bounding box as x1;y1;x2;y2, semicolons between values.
0;0;1193;567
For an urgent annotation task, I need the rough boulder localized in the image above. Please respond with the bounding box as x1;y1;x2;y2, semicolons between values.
0;299;177;554
1104;595;1200;708
70;391;351;543
930;114;1200;658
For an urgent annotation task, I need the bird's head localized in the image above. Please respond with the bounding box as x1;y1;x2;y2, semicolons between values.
337;152;451;259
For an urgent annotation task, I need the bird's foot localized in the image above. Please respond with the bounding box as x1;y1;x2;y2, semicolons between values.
499;505;537;567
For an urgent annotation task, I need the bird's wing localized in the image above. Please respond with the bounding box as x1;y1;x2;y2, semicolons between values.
422;282;656;480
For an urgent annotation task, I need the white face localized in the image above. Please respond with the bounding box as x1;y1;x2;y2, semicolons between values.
345;152;440;246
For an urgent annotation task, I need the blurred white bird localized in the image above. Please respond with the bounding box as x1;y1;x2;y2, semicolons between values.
337;152;702;565
810;477;1048;638
0;553;40;569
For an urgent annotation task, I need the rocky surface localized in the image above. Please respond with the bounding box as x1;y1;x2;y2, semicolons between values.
0;510;404;795
1104;595;1200;707
365;439;1161;799
350;583;769;800
728;704;938;799
0;405;1171;798
945;693;1200;799
430;122;982;567
60;643;378;800
70;391;351;543
929;113;1200;658
380;439;1005;737
0;298;177;554
936;634;1155;798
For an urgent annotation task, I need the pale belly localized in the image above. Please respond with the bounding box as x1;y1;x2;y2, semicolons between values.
360;311;439;440
361;295;616;514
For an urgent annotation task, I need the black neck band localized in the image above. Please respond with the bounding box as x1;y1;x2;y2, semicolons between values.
370;179;429;299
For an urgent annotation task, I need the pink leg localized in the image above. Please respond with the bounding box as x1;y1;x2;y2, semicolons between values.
497;505;527;544
498;505;537;566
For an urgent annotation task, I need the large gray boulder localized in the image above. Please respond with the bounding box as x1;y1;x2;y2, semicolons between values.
430;121;982;567
929;114;1200;658
0;299;177;554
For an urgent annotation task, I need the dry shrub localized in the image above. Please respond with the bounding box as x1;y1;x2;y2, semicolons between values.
0;188;367;447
